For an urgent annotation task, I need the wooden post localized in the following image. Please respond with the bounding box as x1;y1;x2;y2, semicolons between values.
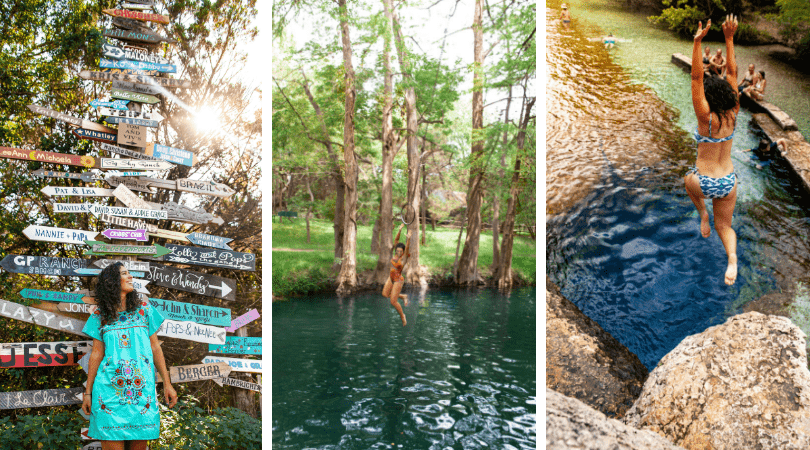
232;326;257;417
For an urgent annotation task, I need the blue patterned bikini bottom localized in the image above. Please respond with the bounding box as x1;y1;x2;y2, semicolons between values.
686;167;737;199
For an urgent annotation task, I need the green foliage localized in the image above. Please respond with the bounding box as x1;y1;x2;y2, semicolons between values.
735;22;775;44
787;282;810;352
0;409;85;449
649;4;706;36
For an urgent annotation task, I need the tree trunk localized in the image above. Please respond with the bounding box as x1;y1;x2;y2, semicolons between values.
371;215;380;253
457;0;485;286
306;175;314;243
232;326;257;416
421;159;427;246
336;0;359;296
491;86;512;279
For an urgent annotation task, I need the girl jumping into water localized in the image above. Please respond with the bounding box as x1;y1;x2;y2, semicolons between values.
685;15;740;285
382;223;411;326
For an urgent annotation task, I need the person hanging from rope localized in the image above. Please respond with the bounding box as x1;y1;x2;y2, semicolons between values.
382;222;412;326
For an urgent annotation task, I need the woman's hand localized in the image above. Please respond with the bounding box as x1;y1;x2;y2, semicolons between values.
82;392;92;416
694;19;711;42
722;14;738;40
164;384;178;409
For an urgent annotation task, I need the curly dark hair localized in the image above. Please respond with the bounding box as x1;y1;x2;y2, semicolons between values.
394;242;406;253
96;262;139;323
703;76;739;131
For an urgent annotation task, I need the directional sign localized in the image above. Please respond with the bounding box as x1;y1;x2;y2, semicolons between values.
144;263;236;301
177;178;236;198
91;259;150;272
112;17;155;31
158;244;255;271
91;204;167;220
96;213;158;233
20;289;91;304
157;319;226;345
122;0;155;5
72;128;117;144
27;104;115;134
101;58;176;74
145;200;223;225
23;225;99;245
105;116;160;128
1;255;89;276
82;441;102;450
148;297;230;326
110;88;160;104
102;27;176;45
52;203;98;214
90;99;129;110
201;356;262;373
146;143;196;167
102;67;163;77
214;377;262;392
98;107;163;121
0;387;84;410
56;303;96;314
34;169;101;183
187;232;233;250
102;8;169;24
102;158;173;171
224;309;260;332
169;362;231;383
78;408;91;421
81;428;91;440
0;341;90;368
104;174;157;193
0;146;96;168
84;241;170;257
121;2;153;9
99;143;159;161
79;70;189;89
41;186;115;197
0;299;87;336
148;228;191;242
73;268;145;278
112;80;162;96
113;184;154;211
208;337;262;355
102;228;148;241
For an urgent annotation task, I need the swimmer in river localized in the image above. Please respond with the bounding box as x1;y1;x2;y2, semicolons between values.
382;223;411;326
560;4;571;28
603;32;616;49
685;15;741;285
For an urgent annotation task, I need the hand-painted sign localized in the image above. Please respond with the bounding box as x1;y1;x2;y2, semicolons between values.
82;442;102;450
0;146;96;168
91;259;150;272
41;186;115;197
101;58;176;74
72;128;117;144
169;362;231;383
121;2;153;9
157;319;226;345
148;297;231;327
224;309;260;332
91;204;167;220
187;232;233;250
73;268;145;278
102;8;169;24
117;122;147;147
81;428;91;440
0;387;84;410
103;43;168;65
112;17;155;31
102;158;174;171
98;107;163;121
148;228;190;242
144;263;236;301
112;80;162;96
78;408;90;421
177;179;236;198
112;184;155;211
214;377;262;392
105;116;161;128
102;67;162;77
121;0;155;5
145;200;223;225
34;169;101;183
102;27;176;45
100;143;158;161
145;143;196;167
20;289;91;304
90;99;130;110
84;241;170;257
105;174;157;193
0;299;87;336
96;213;158;233
157;244;255;271
1;255;89;276
79;70;189;89
201;356;262;373
0;341;90;368
102;228;148;242
23;225;99;245
52;203;97;214
110;88;160;104
208;337;261;355
56;303;96;314
27;104;116;134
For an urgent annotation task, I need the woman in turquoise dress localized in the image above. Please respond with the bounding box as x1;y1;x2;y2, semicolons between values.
82;262;177;449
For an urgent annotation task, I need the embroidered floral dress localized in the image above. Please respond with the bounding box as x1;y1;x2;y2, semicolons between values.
82;296;165;440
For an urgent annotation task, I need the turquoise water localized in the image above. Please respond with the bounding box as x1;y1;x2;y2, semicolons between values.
272;288;536;449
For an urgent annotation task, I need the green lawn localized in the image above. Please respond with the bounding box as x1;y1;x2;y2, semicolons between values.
272;217;536;297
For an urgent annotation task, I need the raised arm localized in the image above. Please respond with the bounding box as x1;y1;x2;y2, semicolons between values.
722;15;739;90
394;223;404;244
692;20;711;120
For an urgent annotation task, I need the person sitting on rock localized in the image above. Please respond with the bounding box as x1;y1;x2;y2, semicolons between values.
743;70;766;101
738;63;755;91
709;49;726;77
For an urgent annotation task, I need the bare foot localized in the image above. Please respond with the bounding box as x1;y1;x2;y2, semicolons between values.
401;316;407;326
401;295;409;307
700;212;711;238
725;254;737;285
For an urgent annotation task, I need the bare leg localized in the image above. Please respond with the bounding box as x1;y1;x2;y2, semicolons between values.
102;442;125;450
382;278;393;298
129;440;148;450
390;281;407;326
712;183;738;285
685;173;711;238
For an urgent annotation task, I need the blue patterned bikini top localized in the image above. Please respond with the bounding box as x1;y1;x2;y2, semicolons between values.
694;114;734;143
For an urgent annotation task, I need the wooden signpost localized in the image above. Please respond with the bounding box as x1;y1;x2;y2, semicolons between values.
27;104;116;134
0;299;87;336
145;143;197;167
102;158;173;171
112;17;155;30
187;232;233;250
72;127;117;144
224;309;260;332
144;263;236;301
117;122;148;147
0;387;84;410
74;268;145;278
156;244;255;271
148;297;231;327
121;2;153;9
98;107;163;121
52;203;97;214
90;204;167;220
0;146;96;168
82;442;102;450
112;80;162;96
145;200;224;225
56;303;96;314
201;356;262;373
23;225;99;245
102;228;149;242
79;70;190;89
113;184;156;211
148;228;191;242
105;116;160;128
90;99;129;110
111;88;160;104
0;254;89;276
83;241;171;257
34;169;101;183
214;377;262;393
100;58;177;74
102;28;176;45
208;337;261;355
100;142;159;161
137;176;235;198
105;174;157;193
20;289;91;304
0;341;90;368
96;213;158;233
169;362;231;383
103;44;168;65
157;319;226;345
41;186;115;197
102;8;169;24
102;67;162;77
91;259;150;272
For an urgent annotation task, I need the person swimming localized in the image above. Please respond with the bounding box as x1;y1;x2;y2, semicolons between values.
604;32;616;49
560;4;571;27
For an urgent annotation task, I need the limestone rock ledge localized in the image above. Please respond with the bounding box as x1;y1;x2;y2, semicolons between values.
546;388;686;450
623;311;810;450
546;278;649;418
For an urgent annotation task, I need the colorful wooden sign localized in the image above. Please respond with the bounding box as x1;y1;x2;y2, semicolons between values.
56;303;96;314
121;0;155;5
214;377;262;392
224;309;260;332
102;67;162;77
72;128;117;144
0;387;84;410
112;17;155;31
101;58;176;74
112;80;162;96
33;169;100;183
102;27;176;45
96;213;158;233
0;146;96;168
157;319;226;345
169;362;231;383
104;116;160;128
201;356;262;373
99;143;158;161
208;337;261;355
148;228;191;242
41;186;115;197
187;232;233;250
157;244;255;271
146;143;196;167
145;200;223;225
144;263;236;301
0;254;89;276
110;87;160;104
102;8;169;24
0;299;87;336
178;178;235;198
98;106;164;121
102;158;173;171
82;442;102;450
79;70;189;89
23;225;99;245
0;341;90;368
112;184;155;211
117;122;148;147
103;43;167;64
81;428;91;440
148;297;231;327
20;289;91;304
90;99;129;110
91;259;150;272
52;203;97;214
73;268;145;278
102;228;148;241
90;204;167;220
84;241;170;257
105;174;157;193
27;104;116;134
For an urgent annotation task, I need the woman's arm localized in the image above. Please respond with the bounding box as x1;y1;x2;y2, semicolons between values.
723;15;739;92
692;20;711;121
394;223;404;244
82;339;105;415
150;334;177;408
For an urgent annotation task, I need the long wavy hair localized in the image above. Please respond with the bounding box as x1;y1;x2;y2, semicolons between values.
96;262;139;323
703;75;739;132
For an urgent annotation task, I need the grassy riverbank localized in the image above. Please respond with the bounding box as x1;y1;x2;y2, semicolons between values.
272;218;536;298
